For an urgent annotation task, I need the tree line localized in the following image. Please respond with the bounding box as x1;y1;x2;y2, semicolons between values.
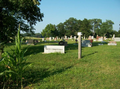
41;17;120;38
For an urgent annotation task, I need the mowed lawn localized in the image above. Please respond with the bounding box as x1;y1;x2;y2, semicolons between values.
4;40;120;89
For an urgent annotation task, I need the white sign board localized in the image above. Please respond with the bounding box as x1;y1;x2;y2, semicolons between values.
44;45;65;53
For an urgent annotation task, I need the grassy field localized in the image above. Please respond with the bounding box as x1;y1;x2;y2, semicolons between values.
3;40;120;89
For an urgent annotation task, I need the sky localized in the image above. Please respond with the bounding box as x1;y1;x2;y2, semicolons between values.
34;0;120;33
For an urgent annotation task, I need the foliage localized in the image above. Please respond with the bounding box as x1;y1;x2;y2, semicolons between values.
79;18;92;37
64;17;79;36
0;0;43;43
89;19;102;37
41;17;116;38
0;25;30;89
56;22;66;37
100;20;114;37
112;30;120;37
41;24;58;37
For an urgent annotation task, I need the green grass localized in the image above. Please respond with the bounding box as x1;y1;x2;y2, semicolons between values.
2;40;120;89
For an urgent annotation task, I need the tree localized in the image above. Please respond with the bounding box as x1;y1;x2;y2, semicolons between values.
79;18;92;37
64;17;79;36
89;19;102;37
112;30;120;37
41;24;58;37
0;0;43;43
100;20;114;37
117;30;120;37
56;23;66;37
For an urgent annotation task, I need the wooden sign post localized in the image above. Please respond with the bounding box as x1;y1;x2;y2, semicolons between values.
77;32;82;59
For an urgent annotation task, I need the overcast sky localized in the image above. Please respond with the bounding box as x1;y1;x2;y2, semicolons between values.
34;0;120;33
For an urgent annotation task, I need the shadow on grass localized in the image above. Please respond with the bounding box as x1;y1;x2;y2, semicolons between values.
24;45;44;57
92;41;108;46
24;42;59;57
23;65;73;88
65;41;108;50
82;51;98;58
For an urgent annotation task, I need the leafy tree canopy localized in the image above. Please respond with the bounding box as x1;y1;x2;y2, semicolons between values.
0;0;43;43
41;24;58;37
64;17;79;36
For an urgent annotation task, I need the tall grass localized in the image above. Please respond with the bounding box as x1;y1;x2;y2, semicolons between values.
0;25;30;89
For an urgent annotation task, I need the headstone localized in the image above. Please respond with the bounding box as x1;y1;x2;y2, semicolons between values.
104;37;107;40
98;37;103;41
84;35;85;39
61;37;64;41
54;38;57;41
112;34;115;40
56;36;58;40
52;37;54;40
27;39;35;45
58;41;67;46
82;40;92;47
42;38;44;41
49;37;52;41
26;40;28;43
114;37;120;42
88;36;93;43
70;35;72;39
44;45;65;53
108;41;117;45
88;36;92;39
91;36;94;39
74;36;76;40
64;35;67;39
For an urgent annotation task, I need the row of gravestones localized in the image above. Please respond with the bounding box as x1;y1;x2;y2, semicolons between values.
26;39;68;46
26;39;38;45
41;34;120;42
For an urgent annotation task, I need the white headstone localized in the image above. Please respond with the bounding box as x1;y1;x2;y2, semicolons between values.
74;36;76;39
49;37;51;41
64;35;67;39
98;38;103;41
91;36;94;39
114;37;120;41
112;34;115;39
70;35;72;39
44;45;65;53
42;38;44;41
84;36;85;39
